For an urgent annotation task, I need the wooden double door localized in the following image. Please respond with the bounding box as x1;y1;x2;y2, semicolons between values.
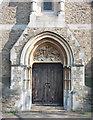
32;63;63;106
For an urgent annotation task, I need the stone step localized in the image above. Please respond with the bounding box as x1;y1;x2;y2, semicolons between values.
22;105;65;113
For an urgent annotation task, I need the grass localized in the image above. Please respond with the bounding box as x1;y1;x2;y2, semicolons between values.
8;111;16;113
39;111;43;113
84;112;89;114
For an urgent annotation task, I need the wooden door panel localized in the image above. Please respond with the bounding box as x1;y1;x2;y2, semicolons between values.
42;64;48;103
32;63;63;106
47;64;63;105
33;64;44;103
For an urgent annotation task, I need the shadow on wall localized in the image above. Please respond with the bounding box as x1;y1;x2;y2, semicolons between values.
85;58;92;88
2;2;31;112
85;1;93;89
1;81;28;113
79;2;93;112
91;58;93;112
84;1;93;110
1;82;18;112
83;57;93;112
2;2;31;88
80;1;93;112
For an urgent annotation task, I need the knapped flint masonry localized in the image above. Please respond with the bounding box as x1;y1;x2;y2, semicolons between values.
1;0;92;112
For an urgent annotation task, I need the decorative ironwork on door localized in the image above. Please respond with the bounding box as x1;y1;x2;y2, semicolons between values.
32;63;63;106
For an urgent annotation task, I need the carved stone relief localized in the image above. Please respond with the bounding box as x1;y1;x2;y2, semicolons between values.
33;45;62;61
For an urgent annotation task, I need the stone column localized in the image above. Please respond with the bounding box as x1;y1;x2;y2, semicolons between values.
63;66;72;110
30;0;37;25
22;66;32;110
71;65;85;111
24;67;27;89
59;0;65;15
30;66;33;108
31;0;37;13
64;66;71;90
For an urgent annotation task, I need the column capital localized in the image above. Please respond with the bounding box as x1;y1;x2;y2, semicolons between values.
30;0;37;13
27;65;32;69
63;65;71;69
58;0;65;15
31;0;37;3
58;0;65;3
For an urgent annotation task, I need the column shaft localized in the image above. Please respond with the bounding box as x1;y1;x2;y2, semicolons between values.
59;0;65;14
31;1;37;12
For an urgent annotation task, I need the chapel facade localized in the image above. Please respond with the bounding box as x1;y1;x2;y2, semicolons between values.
1;0;92;112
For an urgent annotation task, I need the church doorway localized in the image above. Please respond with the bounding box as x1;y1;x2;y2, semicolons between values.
16;31;74;110
32;63;63;106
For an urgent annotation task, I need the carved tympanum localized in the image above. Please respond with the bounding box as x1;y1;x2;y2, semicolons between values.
33;45;61;61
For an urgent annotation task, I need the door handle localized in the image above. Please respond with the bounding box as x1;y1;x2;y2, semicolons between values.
45;82;50;87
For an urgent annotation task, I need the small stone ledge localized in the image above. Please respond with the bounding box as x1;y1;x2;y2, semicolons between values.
11;64;27;67
72;64;84;67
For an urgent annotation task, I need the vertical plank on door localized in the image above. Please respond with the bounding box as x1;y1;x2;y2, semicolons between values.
32;63;63;106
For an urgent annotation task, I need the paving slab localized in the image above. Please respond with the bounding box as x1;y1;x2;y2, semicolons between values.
2;111;92;120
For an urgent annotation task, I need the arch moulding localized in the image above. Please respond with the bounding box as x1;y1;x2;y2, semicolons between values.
20;31;74;67
11;31;74;111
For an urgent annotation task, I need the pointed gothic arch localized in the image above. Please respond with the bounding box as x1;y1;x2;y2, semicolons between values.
10;31;76;111
20;31;74;67
18;31;74;110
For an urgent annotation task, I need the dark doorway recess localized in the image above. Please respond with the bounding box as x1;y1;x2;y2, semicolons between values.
32;63;63;106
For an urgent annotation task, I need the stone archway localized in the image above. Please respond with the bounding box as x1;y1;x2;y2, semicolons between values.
20;33;73;66
19;32;73;110
10;31;74;111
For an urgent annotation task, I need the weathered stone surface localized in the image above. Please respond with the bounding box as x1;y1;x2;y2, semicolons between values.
65;2;91;24
1;2;30;24
33;44;62;61
0;1;92;112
